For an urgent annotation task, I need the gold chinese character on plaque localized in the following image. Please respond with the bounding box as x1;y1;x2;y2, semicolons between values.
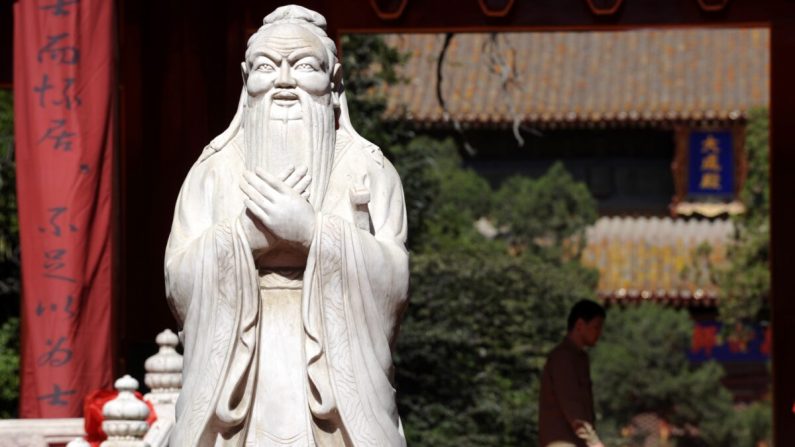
701;134;720;154
700;172;722;190
701;153;722;171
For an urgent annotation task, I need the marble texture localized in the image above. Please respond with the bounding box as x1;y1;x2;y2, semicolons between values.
143;329;183;447
101;375;150;447
164;5;409;446
0;418;84;445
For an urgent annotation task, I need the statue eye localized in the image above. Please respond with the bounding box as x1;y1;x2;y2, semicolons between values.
256;63;275;73
295;63;317;72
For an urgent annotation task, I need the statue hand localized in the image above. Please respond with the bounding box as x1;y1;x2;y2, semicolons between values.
240;208;276;252
281;165;312;199
239;166;311;251
240;167;316;249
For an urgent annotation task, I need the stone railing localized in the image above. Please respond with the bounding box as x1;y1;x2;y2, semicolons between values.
0;329;182;447
0;418;84;446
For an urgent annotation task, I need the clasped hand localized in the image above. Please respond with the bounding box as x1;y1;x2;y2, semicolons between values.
240;165;315;251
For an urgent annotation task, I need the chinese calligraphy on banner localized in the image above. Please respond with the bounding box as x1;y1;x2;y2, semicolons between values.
687;130;735;198
13;0;114;417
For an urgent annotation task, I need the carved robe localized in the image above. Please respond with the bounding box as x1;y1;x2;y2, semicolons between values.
164;128;409;447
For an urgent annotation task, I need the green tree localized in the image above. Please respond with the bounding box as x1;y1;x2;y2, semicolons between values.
342;33;601;446
0;89;20;417
398;249;597;446
715;108;770;325
590;304;770;447
493;162;597;258
0;317;19;418
389;153;599;445
340;34;409;152
343;34;769;447
390;136;495;252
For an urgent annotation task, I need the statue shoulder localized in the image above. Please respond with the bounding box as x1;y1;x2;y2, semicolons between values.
180;139;242;195
358;140;386;168
336;126;384;167
197;144;220;163
197;131;244;164
345;137;401;186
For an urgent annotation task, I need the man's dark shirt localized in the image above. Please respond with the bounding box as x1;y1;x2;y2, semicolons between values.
538;337;595;447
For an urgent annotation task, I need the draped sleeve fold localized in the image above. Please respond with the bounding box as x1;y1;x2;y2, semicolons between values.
164;152;261;446
303;155;409;447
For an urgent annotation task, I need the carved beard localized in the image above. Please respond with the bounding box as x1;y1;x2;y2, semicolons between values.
243;88;335;210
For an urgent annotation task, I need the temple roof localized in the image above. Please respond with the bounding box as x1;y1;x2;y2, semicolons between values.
581;216;734;306
380;28;769;127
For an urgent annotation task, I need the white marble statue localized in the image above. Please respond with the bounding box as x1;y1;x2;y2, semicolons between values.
164;5;409;447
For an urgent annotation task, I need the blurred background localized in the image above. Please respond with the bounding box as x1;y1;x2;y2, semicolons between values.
0;1;779;446
339;29;771;446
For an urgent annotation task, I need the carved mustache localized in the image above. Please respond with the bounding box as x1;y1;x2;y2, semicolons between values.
247;87;331;110
272;90;299;101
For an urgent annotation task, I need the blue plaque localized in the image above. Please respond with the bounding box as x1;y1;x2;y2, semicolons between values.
687;130;735;198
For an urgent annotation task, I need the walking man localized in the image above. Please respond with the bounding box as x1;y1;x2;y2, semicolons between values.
539;299;606;447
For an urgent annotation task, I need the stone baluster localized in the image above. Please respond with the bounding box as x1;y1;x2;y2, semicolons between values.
143;329;182;419
100;375;150;447
141;329;183;447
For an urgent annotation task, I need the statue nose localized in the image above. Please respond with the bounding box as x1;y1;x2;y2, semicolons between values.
275;61;296;88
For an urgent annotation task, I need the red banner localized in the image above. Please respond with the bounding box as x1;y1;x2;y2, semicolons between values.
13;0;114;417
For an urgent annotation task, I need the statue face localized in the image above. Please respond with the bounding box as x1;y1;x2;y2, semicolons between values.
245;24;332;102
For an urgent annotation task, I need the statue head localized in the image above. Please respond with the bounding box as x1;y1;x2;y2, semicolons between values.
242;5;343;116
206;5;378;202
239;5;343;207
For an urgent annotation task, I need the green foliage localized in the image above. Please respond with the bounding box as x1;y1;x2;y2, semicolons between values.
343;34;762;447
382;120;600;446
0;317;19;418
340;34;409;150
385;136;441;248
0;90;17;291
342;34;602;445
397;244;598;446
389;136;495;252
727;400;772;447
591;304;771;447
715;108;770;325
0;89;19;418
493;162;597;256
738;109;770;225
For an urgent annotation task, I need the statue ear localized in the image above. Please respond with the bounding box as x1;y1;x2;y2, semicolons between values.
331;62;343;108
241;61;249;83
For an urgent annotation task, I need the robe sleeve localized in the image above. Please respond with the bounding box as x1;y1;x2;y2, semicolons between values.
164;155;260;446
164;158;218;328
349;156;410;341
303;156;409;447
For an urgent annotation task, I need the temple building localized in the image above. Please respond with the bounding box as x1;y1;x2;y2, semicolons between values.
377;27;770;400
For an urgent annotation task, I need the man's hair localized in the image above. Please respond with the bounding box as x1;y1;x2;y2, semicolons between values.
245;5;338;69
567;299;606;331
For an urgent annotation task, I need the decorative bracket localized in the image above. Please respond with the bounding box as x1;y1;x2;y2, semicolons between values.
585;0;624;16
696;0;731;12
478;0;516;18
368;0;409;20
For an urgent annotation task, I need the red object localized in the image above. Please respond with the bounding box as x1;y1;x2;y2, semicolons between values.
83;390;157;446
761;326;772;355
691;325;718;356
14;0;115;417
